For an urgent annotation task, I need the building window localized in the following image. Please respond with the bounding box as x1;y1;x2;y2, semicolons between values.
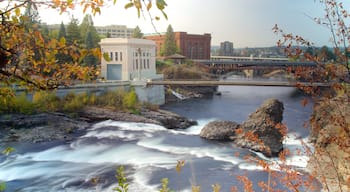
120;52;123;61
147;59;150;69
110;52;113;61
115;52;118;61
136;59;138;69
144;59;146;69
140;59;142;69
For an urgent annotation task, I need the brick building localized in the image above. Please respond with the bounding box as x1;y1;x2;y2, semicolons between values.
145;32;211;60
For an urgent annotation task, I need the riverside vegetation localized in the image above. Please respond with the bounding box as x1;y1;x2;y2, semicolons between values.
0;88;142;115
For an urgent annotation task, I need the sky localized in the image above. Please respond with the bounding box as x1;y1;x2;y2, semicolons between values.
38;0;350;48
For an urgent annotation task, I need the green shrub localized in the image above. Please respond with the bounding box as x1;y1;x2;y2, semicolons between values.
32;91;60;112
62;92;86;112
0;88;144;114
122;89;139;110
0;182;5;192
7;93;36;114
0;90;35;114
113;166;129;192
95;90;125;109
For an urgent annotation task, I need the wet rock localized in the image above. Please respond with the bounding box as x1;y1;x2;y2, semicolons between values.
199;120;240;140
79;107;197;129
0;113;89;143
78;106;159;124
140;109;197;129
233;98;284;157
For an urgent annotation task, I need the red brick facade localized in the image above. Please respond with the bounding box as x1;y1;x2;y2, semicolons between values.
145;32;211;60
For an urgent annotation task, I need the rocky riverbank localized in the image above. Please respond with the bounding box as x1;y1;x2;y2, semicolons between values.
307;94;350;192
0;106;197;144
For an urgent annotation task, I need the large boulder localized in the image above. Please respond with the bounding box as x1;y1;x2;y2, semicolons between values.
140;109;197;129
233;98;284;157
200;120;240;140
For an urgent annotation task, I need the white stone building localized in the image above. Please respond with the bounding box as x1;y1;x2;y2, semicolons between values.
100;38;159;81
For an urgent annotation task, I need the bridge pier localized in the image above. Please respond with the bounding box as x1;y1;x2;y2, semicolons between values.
131;80;165;105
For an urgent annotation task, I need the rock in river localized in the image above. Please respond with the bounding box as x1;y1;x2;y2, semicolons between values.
233;98;285;157
200;120;240;141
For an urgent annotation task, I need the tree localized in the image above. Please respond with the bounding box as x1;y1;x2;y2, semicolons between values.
66;17;81;45
0;0;168;92
79;14;100;47
272;1;349;191
22;1;40;31
132;26;144;38
58;22;66;40
84;31;98;67
317;45;336;62
305;46;316;58
79;14;99;67
55;22;72;65
161;24;177;56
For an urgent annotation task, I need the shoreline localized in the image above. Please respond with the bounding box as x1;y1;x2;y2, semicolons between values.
0;106;197;145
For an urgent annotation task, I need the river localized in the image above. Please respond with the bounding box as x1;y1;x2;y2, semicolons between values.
0;83;316;192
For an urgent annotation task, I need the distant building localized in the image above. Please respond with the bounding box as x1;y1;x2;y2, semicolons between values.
145;32;211;60
95;25;134;38
45;24;135;38
219;41;234;56
99;38;157;81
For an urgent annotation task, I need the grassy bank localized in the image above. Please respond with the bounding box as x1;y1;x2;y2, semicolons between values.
0;88;157;116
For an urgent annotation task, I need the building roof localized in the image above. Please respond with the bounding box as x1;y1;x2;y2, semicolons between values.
165;53;186;59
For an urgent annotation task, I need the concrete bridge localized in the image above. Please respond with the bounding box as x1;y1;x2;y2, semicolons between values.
146;80;331;87
194;57;317;78
210;55;289;61
195;59;317;70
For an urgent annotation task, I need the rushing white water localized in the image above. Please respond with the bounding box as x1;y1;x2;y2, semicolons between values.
0;85;316;191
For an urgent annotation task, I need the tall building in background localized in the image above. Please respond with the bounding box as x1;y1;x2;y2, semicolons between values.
95;25;134;38
145;32;211;60
219;41;234;56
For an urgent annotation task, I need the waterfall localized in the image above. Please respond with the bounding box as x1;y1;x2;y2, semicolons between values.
170;89;187;100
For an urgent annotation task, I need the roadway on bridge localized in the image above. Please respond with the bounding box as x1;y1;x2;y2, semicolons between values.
147;80;330;87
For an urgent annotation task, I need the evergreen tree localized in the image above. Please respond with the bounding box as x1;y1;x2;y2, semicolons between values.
132;26;143;38
79;14;100;47
56;22;71;64
84;31;97;67
66;17;81;45
161;24;177;56
40;23;49;40
58;22;66;40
